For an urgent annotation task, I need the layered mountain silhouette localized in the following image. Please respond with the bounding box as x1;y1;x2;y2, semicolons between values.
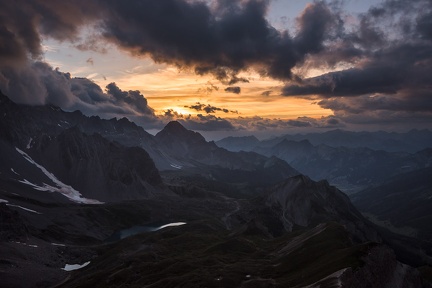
217;129;432;153
1;91;431;287
221;136;432;193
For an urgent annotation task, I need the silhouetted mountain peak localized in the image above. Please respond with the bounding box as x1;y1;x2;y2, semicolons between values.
164;120;187;132
156;121;207;144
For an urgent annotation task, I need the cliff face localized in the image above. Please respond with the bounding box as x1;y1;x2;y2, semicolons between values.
25;127;164;202
266;175;380;242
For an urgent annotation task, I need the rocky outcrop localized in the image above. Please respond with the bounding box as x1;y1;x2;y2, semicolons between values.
342;245;424;288
266;175;380;242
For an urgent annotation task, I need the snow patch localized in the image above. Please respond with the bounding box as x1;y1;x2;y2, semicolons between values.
0;198;8;203
13;241;38;248
51;243;66;247
62;261;90;271
11;168;20;175
170;164;182;169
26;137;33;149
156;222;186;230
6;204;41;214
15;148;103;204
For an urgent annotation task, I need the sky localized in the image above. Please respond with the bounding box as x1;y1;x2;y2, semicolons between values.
1;0;431;139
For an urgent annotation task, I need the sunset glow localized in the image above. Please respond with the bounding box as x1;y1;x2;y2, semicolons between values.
2;0;431;137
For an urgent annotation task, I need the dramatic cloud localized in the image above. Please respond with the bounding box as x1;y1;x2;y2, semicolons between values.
185;102;238;114
230;115;344;131
162;110;236;131
0;0;340;85
1;0;432;132
180;114;236;131
282;0;432;127
0;61;158;127
98;0;338;82
0;0;98;65
224;86;241;94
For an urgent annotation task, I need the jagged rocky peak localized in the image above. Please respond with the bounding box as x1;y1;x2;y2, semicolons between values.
162;120;186;131
156;121;209;147
158;121;203;139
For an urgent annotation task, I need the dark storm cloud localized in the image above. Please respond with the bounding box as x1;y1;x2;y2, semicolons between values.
0;0;98;66
71;80;157;121
2;0;432;131
0;61;157;127
96;0;337;82
224;86;241;94
282;0;432;126
105;83;154;115
185;102;238;114
318;90;432;113
0;0;341;106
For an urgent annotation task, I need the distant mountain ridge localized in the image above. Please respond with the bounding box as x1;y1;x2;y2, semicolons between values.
215;135;260;152
218;131;432;193
216;129;432;153
155;121;298;177
0;92;298;202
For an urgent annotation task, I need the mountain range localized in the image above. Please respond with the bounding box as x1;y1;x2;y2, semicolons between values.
217;133;432;194
1;91;431;287
217;129;432;153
